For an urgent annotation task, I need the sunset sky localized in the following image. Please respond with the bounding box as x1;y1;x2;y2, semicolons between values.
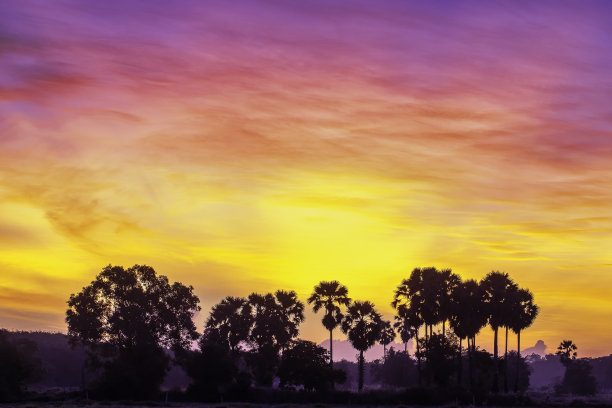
2;0;612;357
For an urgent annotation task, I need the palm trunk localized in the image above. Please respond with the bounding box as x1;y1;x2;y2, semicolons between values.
358;350;365;392
329;329;333;368
330;329;334;390
468;337;474;394
514;330;521;393
416;329;422;386
458;337;463;387
493;326;499;393
504;326;509;393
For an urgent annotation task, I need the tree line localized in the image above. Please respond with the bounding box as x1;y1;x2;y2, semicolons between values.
57;264;544;400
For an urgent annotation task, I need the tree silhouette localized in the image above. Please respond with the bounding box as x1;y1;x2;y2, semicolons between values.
307;280;351;370
341;301;383;391
480;271;516;393
509;288;538;392
278;339;345;392
555;341;597;395
436;269;461;337
246;290;304;386
449;279;488;392
0;330;41;400
205;296;253;353
378;320;395;361
273;290;305;352
393;303;421;384
392;268;425;345
393;304;418;353
556;339;578;364
184;328;241;401
65;264;200;399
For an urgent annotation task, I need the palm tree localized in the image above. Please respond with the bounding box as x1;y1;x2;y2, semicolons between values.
449;280;469;387
341;300;382;391
556;340;578;364
274;290;305;353
378;320;395;361
393;304;418;353
307;281;351;369
509;288;538;392
393;303;422;384
419;267;442;340
205;296;253;353
437;269;461;337
502;284;520;393
481;271;517;393
463;280;488;391
392;268;427;344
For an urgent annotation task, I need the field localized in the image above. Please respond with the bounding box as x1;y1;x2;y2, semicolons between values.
3;395;612;408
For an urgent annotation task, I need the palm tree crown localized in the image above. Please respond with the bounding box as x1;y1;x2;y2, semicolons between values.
308;281;351;331
341;300;382;391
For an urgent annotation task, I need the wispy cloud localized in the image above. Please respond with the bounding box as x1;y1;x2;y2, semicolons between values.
1;0;612;355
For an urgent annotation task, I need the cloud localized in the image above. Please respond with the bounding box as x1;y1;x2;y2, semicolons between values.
2;0;612;355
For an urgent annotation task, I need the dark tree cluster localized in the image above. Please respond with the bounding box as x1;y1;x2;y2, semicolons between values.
555;340;597;396
63;264;542;401
391;268;538;395
0;330;41;401
66;264;200;399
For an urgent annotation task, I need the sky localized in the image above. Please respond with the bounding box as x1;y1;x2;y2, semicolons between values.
2;0;612;357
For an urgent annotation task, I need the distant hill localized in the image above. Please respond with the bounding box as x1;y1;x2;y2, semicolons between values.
6;331;86;390
3;331;189;391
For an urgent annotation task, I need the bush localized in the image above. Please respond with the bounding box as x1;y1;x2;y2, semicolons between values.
556;359;598;396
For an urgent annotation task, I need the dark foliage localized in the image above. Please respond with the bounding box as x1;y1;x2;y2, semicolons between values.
2;331;87;389
370;347;418;388
554;340;598;396
278;339;346;391
590;354;612;390
418;333;459;387
183;329;247;401
0;330;42;400
504;351;531;392
65;264;200;399
92;343;169;399
556;359;598;396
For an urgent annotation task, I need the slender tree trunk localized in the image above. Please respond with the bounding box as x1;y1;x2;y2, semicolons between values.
504;326;509;393
330;329;334;390
468;337;474;394
384;344;387;361
443;320;446;337
514;330;521;393
428;324;433;386
358;350;365;392
416;329;422;386
404;342;407;353
329;329;333;368
493;326;499;393
458;337;463;387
